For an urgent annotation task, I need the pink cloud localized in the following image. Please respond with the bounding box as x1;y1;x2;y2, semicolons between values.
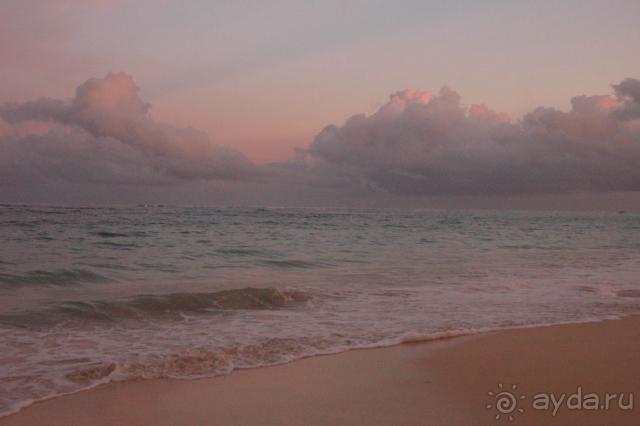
0;73;257;183
306;79;640;195
2;73;640;199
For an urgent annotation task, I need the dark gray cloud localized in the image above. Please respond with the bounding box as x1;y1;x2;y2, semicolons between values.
0;73;256;184
305;80;640;195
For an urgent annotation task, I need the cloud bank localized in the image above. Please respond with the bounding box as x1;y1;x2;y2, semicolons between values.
306;79;640;195
0;73;256;185
1;74;640;205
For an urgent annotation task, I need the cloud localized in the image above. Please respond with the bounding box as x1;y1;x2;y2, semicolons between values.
613;78;640;120
305;79;640;195
0;73;256;184
2;74;640;205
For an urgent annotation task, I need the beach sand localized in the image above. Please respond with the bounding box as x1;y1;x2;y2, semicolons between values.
2;316;639;425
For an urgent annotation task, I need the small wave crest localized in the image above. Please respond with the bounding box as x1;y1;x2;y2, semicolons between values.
90;230;148;238
0;287;310;329
65;363;117;384
260;259;333;269
616;289;640;298
0;269;113;288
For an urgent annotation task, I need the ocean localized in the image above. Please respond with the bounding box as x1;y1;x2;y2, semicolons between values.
1;205;640;416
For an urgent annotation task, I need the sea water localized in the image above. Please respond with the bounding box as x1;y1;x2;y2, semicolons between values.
1;205;640;416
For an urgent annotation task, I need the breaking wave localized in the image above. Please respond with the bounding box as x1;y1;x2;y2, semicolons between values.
0;287;310;329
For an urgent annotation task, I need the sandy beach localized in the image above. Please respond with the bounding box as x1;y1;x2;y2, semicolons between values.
2;316;639;426
3;2;640;424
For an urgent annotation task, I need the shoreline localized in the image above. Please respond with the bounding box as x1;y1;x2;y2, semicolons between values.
2;315;640;425
0;316;622;418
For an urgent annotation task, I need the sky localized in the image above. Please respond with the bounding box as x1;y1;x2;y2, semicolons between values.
1;0;640;209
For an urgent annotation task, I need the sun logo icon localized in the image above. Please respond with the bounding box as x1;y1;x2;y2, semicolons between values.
486;383;526;422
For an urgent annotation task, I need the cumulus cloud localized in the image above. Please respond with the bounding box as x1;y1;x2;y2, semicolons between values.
3;74;640;204
613;78;640;120
305;79;640;195
0;73;256;184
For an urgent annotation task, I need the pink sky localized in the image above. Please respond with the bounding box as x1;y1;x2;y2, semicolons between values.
2;1;639;163
1;1;640;209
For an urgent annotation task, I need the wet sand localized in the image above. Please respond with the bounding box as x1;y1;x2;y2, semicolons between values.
2;316;639;425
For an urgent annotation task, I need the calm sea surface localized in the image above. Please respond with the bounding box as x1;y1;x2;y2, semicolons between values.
1;205;640;415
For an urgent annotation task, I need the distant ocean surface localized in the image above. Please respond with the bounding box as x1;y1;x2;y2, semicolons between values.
1;205;640;416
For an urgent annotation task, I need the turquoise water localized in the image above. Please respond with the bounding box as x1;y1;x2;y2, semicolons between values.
1;205;640;415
